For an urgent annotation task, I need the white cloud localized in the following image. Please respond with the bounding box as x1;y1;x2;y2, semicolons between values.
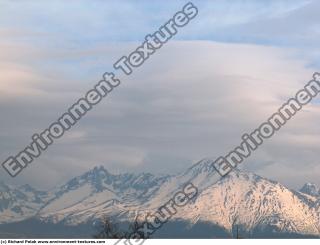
0;0;319;190
0;40;317;189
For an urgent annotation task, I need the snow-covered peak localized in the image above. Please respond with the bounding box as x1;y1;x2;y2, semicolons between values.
184;158;216;175
1;164;320;238
300;183;319;197
84;165;111;179
0;181;52;224
169;168;320;236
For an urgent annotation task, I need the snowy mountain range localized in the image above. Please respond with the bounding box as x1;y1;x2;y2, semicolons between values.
0;159;320;238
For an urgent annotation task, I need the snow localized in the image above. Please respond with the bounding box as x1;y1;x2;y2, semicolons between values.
40;184;94;214
1;162;320;237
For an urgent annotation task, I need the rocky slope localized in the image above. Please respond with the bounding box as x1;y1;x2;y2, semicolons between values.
1;160;319;237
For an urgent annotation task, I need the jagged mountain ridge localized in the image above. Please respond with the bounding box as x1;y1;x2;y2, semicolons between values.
300;183;320;197
0;181;52;223
0;160;320;237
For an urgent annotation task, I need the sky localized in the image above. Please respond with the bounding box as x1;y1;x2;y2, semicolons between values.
0;0;319;190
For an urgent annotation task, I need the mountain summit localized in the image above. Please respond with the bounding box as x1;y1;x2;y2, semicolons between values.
300;183;320;197
0;163;319;238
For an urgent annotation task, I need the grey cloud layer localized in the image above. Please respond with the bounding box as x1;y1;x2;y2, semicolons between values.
0;39;318;189
0;0;319;189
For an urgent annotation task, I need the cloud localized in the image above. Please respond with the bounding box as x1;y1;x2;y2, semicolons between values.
0;38;317;189
0;0;319;190
0;0;312;43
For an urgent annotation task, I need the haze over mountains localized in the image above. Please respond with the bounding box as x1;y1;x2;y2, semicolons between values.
0;160;320;238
